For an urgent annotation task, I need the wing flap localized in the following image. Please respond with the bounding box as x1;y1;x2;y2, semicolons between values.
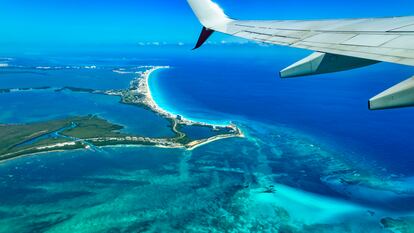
341;35;399;47
393;24;414;31
304;33;357;44
382;36;414;49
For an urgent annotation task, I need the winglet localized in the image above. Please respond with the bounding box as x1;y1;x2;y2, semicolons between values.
193;27;215;50
187;0;230;29
187;0;232;49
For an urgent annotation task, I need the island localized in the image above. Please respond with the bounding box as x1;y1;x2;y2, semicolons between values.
0;66;244;162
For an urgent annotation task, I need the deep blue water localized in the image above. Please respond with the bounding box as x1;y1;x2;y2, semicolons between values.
152;46;414;175
180;125;217;140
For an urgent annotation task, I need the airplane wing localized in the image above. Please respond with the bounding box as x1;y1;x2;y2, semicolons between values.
187;0;414;110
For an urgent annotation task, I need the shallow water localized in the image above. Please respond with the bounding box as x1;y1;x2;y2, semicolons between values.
0;67;137;90
0;85;174;138
0;120;413;232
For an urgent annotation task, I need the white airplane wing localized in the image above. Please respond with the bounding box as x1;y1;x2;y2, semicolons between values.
187;0;414;110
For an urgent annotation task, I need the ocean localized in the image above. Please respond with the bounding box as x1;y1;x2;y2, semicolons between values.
0;45;413;232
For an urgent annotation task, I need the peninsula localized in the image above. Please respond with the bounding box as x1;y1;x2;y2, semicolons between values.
0;66;244;162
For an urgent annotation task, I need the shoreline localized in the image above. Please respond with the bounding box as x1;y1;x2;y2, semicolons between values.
110;65;245;146
140;66;245;147
144;67;230;127
141;66;210;126
141;66;244;134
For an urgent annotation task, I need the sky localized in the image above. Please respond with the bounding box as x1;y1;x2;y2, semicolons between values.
0;0;414;50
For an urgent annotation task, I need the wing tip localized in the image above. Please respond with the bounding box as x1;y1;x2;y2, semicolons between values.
193;27;215;50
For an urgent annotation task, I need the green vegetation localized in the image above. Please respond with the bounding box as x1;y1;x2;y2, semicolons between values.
61;116;124;139
0;114;241;162
0;115;127;161
0;118;74;155
55;86;96;93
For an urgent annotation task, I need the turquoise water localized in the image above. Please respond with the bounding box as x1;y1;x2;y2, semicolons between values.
1;121;413;232
0;67;136;90
0;88;174;138
0;50;414;232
